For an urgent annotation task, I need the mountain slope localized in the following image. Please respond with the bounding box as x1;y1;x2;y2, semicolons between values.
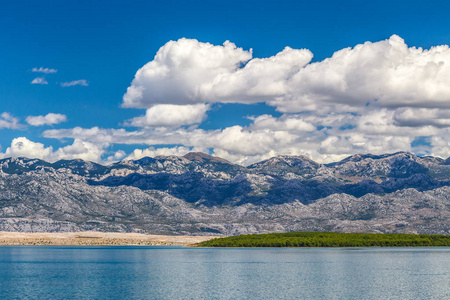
1;152;449;235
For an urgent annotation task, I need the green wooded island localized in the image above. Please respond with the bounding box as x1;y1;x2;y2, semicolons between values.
196;232;450;247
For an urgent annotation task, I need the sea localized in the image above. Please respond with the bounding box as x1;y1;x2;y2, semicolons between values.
0;246;449;299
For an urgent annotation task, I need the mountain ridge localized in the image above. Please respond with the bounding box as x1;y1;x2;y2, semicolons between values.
1;151;449;235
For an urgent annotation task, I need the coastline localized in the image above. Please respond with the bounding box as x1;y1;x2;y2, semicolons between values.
198;232;450;247
0;231;216;246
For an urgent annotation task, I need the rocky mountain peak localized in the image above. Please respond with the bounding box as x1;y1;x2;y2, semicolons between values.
131;156;156;166
183;152;233;164
247;154;322;178
0;157;50;175
326;152;428;178
442;157;450;165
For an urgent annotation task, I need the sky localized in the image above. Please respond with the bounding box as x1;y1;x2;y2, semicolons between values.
2;0;450;165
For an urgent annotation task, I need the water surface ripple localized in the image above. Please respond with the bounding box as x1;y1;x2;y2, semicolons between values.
0;246;449;299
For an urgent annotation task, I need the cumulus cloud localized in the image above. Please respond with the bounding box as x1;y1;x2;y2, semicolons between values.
273;35;450;113
249;114;316;132
123;38;253;108
0;137;54;160
26;113;67;126
0;113;22;129
124;35;450;115
126;146;205;160
201;46;312;103
430;135;450;158
127;104;210;127
393;108;450;128
61;79;88;87
42;122;318;165
123;38;315;108
52;139;106;162
0;137;108;163
41;106;450;166
31;77;48;85
32;67;57;74
355;108;437;137
37;36;450;164
106;150;126;162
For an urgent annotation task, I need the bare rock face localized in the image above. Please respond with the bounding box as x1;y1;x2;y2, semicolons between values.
0;152;450;235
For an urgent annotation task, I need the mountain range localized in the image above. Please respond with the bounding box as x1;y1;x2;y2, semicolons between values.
1;152;449;235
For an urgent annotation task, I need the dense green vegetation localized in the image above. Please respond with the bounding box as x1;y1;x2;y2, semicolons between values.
197;232;450;247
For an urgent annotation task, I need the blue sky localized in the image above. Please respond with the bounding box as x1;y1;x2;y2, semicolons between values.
2;0;450;164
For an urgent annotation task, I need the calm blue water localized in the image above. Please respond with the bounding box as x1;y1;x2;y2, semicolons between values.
0;246;449;299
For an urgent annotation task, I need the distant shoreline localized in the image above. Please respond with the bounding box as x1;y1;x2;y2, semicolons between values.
197;232;450;247
0;232;216;246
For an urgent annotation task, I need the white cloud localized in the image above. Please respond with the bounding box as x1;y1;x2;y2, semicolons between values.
126;146;205;160
123;38;314;108
52;139;106;162
249;114;316;132
0;113;22;129
42;123;313;164
0;137;54;160
127;104;210;127
38;36;450;164
272;35;450;113
393;108;450;128
0;137;107;163
123;38;253;108
61;79;88;87
26;113;67;126
201;46;312;103
430;136;450;158
123;36;450;116
32;67;57;74
356;108;438;137
106;150;126;162
31;77;48;85
41;107;450;165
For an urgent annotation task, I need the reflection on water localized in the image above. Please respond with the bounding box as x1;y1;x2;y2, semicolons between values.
1;246;449;299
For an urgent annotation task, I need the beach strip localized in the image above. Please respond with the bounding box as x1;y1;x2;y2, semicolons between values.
0;231;216;246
